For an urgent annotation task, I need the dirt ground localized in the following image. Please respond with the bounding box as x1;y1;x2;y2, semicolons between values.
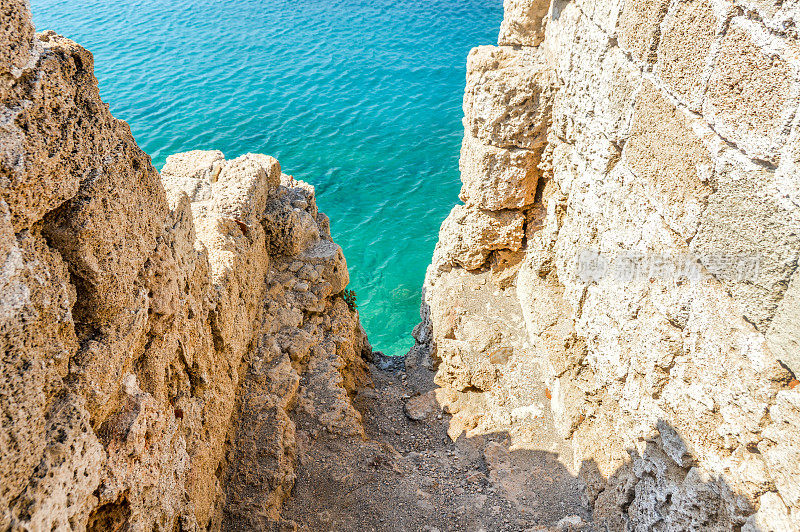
279;354;599;532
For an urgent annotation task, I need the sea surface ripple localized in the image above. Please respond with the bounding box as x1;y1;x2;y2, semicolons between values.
32;0;504;356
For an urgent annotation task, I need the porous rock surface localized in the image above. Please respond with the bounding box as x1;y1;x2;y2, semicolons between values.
1;1;597;531
0;2;371;529
5;0;800;530
413;0;800;530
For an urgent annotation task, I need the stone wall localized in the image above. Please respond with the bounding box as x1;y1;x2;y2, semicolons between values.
417;0;800;529
0;1;370;529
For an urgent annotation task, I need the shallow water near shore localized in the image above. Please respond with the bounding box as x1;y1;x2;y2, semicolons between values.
32;0;503;355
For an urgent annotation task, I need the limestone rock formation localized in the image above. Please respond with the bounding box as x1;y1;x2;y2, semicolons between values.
414;0;800;530
5;0;800;529
0;2;370;529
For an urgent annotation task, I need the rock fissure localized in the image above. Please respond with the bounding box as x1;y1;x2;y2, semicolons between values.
3;0;800;530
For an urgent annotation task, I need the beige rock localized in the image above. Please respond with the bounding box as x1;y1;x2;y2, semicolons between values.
464;45;555;150
760;391;800;508
625;81;714;240
0;0;35;101
0;2;373;528
459;133;541;210
263;182;321;256
703;19;800;163
420;0;800;530
735;0;800;37
160;150;224;201
565;0;625;35
746;491;798;532
549;10;640;148
214;153;281;222
767;271;800;375
404;391;440;421
617;0;671;65
6;395;104;531
655;0;728;111
691;149;800;330
299;239;349;295
497;0;550;47
7;0;800;529
0;201;78;527
433;205;525;271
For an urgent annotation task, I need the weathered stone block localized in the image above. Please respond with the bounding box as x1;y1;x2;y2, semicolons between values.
2;35;90;231
433;205;525;270
0;202;79;526
214;153;281;222
0;0;34;100
23;36;170;326
703;19;799;163
263;183;321;257
7;395;104;531
761;391;800;508
459;133;540;211
161;150;224;202
573;0;625;35
734;0;800;36
767;270;800;376
464;45;555;150
498;0;550;47
691;150;800;330
775;117;800;210
550;13;640;147
626;81;714;240
618;0;671;65
298;239;349;295
162;150;224;182
656;0;727;111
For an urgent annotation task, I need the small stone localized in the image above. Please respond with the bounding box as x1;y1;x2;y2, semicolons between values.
403;391;439;421
295;282;309;292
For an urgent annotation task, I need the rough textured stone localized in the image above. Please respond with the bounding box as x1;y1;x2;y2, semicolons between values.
655;0;727;111
691;149;800;330
735;0;800;37
497;0;550;47
625;81;714;240
459;133;541;210
767;270;800;375
160;150;224;202
703;19;800;163
432;205;525;271
0;2;372;529
618;0;671;65
464;45;555;150
417;1;800;530
214;153;281;222
7;0;800;529
0;0;35;101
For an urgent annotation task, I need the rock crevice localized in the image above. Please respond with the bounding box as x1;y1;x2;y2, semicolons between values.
3;0;800;530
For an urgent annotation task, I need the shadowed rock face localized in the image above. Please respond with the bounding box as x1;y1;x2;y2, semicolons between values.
0;1;370;529
415;0;800;529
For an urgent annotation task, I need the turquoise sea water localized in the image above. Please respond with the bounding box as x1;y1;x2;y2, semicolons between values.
31;0;504;356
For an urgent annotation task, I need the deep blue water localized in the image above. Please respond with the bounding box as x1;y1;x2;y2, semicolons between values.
31;0;503;356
